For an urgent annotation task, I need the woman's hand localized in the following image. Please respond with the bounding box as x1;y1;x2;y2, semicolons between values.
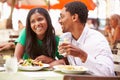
49;59;66;67
34;55;54;64
18;59;24;64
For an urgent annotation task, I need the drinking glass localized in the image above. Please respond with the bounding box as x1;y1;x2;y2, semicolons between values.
4;57;18;73
58;32;72;57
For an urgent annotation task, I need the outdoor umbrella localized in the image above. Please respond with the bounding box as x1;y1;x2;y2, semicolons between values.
50;0;96;10
6;0;96;10
6;0;59;10
0;0;96;29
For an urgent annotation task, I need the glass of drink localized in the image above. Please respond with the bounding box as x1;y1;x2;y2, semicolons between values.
4;57;18;73
58;32;72;57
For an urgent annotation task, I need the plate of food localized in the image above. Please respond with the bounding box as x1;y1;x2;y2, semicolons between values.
53;65;64;71
18;59;49;71
53;65;88;74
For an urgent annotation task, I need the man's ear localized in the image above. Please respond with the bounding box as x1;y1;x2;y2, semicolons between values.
72;14;79;22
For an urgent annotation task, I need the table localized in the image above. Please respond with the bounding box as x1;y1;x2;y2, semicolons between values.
0;71;64;80
0;69;93;80
20;71;64;80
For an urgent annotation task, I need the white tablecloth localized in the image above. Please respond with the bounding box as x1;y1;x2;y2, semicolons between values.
0;71;64;80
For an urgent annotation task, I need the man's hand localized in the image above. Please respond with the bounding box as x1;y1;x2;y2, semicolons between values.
58;43;87;62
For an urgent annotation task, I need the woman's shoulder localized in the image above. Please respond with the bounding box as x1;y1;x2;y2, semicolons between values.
55;35;60;39
19;28;26;35
15;28;26;45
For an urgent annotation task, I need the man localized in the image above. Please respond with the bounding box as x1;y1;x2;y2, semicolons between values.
57;1;115;76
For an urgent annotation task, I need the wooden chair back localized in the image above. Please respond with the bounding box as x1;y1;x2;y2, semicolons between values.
64;75;120;80
8;34;19;42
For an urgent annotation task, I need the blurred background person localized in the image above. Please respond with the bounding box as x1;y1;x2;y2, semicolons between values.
0;42;15;51
104;18;111;43
18;20;24;31
86;19;95;29
108;14;120;46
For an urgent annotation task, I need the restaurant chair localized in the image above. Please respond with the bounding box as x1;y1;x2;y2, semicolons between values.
111;40;120;54
112;49;118;54
8;34;19;42
116;43;120;49
115;71;120;76
64;74;120;80
114;63;120;77
116;43;120;55
113;52;120;75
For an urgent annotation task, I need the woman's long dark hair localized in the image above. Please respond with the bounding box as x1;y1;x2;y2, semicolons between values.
25;8;56;59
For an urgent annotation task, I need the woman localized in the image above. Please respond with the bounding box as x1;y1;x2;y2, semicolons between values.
14;8;64;64
108;14;120;45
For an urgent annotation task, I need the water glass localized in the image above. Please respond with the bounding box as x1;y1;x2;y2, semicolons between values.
4;57;18;73
58;32;72;56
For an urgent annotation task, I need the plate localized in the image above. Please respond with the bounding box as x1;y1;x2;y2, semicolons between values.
53;65;88;74
53;65;64;71
18;64;49;71
0;67;5;71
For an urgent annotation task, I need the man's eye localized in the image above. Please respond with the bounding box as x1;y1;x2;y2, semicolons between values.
61;16;63;19
60;16;64;19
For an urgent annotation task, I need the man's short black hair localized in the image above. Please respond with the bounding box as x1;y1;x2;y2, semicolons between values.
64;1;88;24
